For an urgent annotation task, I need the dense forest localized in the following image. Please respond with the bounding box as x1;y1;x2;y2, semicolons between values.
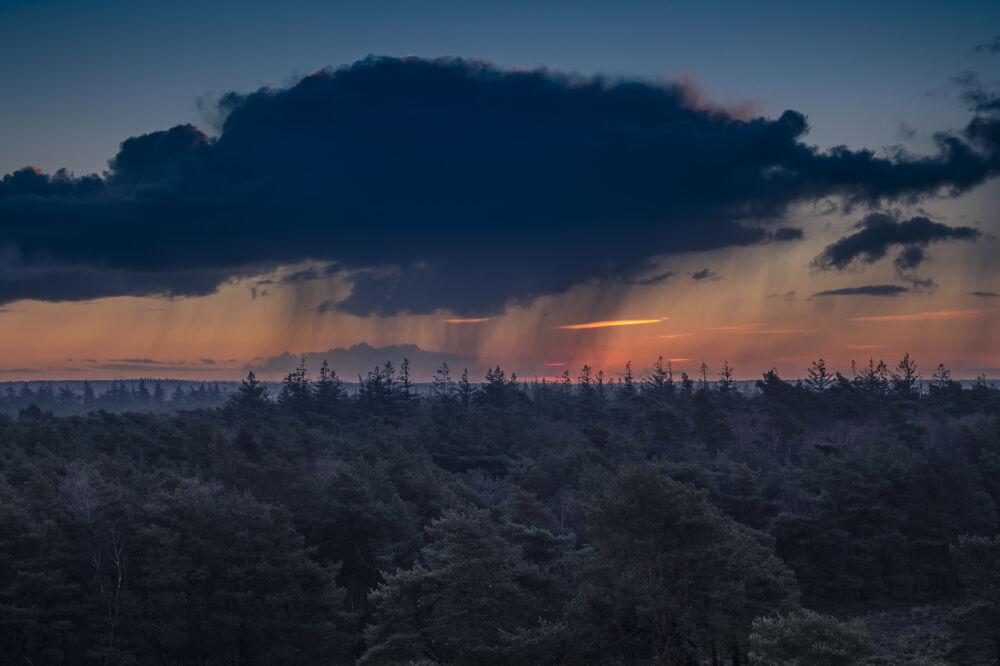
1;355;999;664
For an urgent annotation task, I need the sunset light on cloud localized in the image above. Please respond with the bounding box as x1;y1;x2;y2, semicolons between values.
556;318;669;330
849;309;1000;322
0;4;998;383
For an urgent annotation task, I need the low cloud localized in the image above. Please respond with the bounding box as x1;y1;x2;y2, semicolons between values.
244;342;473;381
850;308;1000;322
811;284;909;297
691;268;720;281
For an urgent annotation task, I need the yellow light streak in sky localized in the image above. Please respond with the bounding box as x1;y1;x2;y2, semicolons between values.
556;317;668;330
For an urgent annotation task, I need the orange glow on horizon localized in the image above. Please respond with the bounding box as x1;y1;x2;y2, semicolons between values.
850;308;1000;322
556;317;668;330
847;344;885;350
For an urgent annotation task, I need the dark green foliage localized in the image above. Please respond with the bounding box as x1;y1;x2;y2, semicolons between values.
749;609;874;665
0;356;997;664
568;467;797;664
949;535;1000;664
363;509;556;664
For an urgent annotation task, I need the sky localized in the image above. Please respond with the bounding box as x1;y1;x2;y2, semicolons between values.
1;0;999;381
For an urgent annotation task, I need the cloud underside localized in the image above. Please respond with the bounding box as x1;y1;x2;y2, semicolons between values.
812;285;909;297
2;56;999;315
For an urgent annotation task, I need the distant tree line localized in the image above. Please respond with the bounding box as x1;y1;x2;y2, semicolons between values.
0;353;998;664
0;380;228;415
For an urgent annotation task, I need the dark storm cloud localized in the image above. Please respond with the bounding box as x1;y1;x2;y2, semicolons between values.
3;56;1000;314
631;271;674;286
812;212;981;272
770;226;804;241
811;285;909;297
691;268;720;281
893;245;926;273
970;290;999;297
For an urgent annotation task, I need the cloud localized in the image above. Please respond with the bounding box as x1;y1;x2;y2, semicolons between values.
970;290;999;297
893;245;926;272
555;317;668;330
94;363;226;372
107;358;186;365
767;290;798;301
812;284;909;297
973;36;1000;55
0;368;42;374
623;270;675;287
849;308;1000;322
245;342;472;380
314;299;337;315
770;227;804;241
952;71;1000;114
3;57;1000;314
812;212;981;273
691;268;720;281
731;328;818;335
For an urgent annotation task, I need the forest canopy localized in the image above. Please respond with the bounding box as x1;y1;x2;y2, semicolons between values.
1;355;999;664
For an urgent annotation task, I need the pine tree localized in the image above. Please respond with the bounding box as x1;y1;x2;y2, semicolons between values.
314;359;345;413
231;371;268;410
806;358;834;391
457;368;473;411
363;509;548;664
82;379;95;406
278;359;312;412
432;361;453;401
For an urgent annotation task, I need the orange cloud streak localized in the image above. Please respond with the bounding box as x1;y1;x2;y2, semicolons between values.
657;333;691;339
442;317;490;323
733;328;819;335
556;317;668;330
850;308;1000;322
705;323;766;331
